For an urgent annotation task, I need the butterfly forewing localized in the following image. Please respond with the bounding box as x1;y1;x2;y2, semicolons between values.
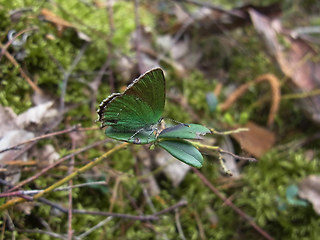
125;68;165;121
98;68;165;132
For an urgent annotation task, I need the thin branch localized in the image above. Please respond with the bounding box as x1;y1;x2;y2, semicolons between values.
172;0;245;18
133;0;143;73
0;179;33;201
210;128;249;135
191;141;256;162
0;27;38;61
73;199;188;221
193;169;274;240
72;209;157;221
0;41;43;94
60;42;89;111
16;229;66;240
67;132;77;240
218;152;233;176
6;139;108;193
0;181;107;198
154;200;188;216
106;0;115;92
0;143;128;211
219;149;256;162
0;179;64;212
0;125;81;154
175;209;186;240
76;216;113;239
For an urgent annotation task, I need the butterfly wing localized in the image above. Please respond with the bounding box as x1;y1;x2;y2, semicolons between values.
97;68;165;131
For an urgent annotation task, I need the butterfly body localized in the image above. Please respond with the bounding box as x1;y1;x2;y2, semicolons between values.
97;68;165;141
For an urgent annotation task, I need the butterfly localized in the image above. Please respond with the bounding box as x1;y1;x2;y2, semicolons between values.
97;68;165;144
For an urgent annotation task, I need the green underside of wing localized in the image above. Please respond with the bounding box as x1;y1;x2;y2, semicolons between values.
103;95;160;130
125;68;165;121
105;127;157;144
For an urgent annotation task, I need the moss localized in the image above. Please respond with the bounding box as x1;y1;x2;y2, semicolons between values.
238;150;320;239
2;0;320;239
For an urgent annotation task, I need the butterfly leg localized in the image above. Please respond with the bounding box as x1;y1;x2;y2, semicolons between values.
128;128;145;144
146;127;158;143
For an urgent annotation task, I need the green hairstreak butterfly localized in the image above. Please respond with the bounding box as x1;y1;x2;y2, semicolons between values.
97;68;165;143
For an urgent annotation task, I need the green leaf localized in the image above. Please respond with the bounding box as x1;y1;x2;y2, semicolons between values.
105;127;157;144
159;124;210;140
158;140;203;168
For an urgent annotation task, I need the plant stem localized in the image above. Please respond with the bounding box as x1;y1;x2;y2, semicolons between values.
0;142;128;212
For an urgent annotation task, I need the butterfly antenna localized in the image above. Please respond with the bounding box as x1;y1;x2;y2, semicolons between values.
163;118;189;127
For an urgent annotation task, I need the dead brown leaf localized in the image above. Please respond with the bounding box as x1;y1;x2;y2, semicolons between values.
39;8;91;41
298;175;320;215
172;3;281;35
40;8;74;32
219;74;281;126
231;121;276;158
35;144;60;168
0;106;19;136
16;101;58;130
0;130;35;185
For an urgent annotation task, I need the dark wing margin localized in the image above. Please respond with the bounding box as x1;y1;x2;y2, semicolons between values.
97;93;121;128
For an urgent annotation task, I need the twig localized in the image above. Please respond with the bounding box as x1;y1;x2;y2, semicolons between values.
218;153;233;176
175;209;186;240
67;132;77;240
193;169;274;240
73;199;188;221
0;125;81;154
219;74;281;126
0;178;78;213
76;217;113;239
172;0;245;19
133;0;143;73
193;210;206;240
0;41;43;94
143;188;156;213
2;160;37;166
282;89;320;100
6;139;108;193
90;60;110;114
108;175;121;212
0;27;38;61
190;141;257;162
154;200;188;216
106;0;115;93
72;209;157;221
219;149;256;162
0;179;33;201
16;229;66;240
89;0;115;114
0;143;128;211
60;42;89;111
0;181;107;197
210;128;249;135
1;175;187;223
0;212;6;240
